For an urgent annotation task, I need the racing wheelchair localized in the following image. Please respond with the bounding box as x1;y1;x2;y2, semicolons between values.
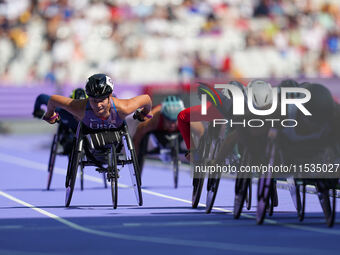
46;116;107;191
64;121;142;209
191;82;238;212
138;131;185;188
256;128;339;227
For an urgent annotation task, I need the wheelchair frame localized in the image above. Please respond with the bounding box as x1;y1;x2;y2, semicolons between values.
46;121;107;191
139;131;185;188
64;121;143;209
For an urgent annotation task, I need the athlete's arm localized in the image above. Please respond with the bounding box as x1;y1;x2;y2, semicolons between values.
45;95;87;122
215;129;240;163
133;106;160;155
115;95;152;120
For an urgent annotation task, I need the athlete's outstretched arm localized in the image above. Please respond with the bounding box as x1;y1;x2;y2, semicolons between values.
133;106;160;155
116;95;152;119
215;129;239;164
45;95;86;122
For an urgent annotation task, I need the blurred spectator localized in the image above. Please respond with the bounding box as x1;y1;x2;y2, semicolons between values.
0;0;340;87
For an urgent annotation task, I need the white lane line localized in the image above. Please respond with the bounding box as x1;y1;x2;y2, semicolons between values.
0;152;339;236
0;225;22;229
122;221;222;227
0;190;320;254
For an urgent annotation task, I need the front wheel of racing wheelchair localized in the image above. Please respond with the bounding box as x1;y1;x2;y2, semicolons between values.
64;121;143;209
47;120;107;191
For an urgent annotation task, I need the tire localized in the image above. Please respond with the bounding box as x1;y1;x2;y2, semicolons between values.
316;180;337;227
256;173;273;225
246;181;252;210
129;147;143;206
206;171;221;213
172;137;179;189
192;174;204;208
123;132;143;206
109;145;118;209
65;137;82;207
298;183;306;222
80;165;84;191
234;150;251;218
191;133;210;208
234;176;250;219
47;133;59;190
103;173;108;189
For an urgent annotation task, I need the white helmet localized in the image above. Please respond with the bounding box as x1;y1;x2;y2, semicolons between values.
247;80;273;109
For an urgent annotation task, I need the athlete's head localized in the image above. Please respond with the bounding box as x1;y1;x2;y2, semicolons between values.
85;74;114;117
221;80;246;100
300;83;334;125
278;79;299;99
247;79;273;110
70;88;87;100
161;95;185;131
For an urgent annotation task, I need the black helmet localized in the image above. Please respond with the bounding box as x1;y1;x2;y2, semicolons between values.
278;79;300;99
302;83;334;123
85;74;114;98
221;80;246;99
278;79;299;88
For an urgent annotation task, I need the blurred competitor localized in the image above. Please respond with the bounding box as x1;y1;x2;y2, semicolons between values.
177;80;246;160
42;73;152;130
33;88;88;155
213;80;340;223
133;95;185;173
33;88;87;132
275;82;340;225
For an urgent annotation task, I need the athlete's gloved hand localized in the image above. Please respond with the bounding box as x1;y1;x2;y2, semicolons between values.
43;112;60;124
32;109;45;119
133;108;153;122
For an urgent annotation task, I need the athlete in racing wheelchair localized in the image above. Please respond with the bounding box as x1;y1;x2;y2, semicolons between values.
133;96;186;188
42;73;152;208
32;88;101;190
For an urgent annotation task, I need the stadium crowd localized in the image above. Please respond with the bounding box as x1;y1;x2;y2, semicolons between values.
0;0;340;86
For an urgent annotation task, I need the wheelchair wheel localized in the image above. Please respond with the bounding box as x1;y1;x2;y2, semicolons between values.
328;188;336;227
206;171;221;213
108;145;118;209
316;180;337;227
234;177;251;219
47;133;59;190
103;173;108;189
172;136;180;189
80;162;84;191
192;133;211;208
298;183;306;222
206;139;223;213
234;150;252;218
123;133;143;206
268;181;278;217
256;173;273;225
65;137;83;207
192;173;205;208
245;180;252;210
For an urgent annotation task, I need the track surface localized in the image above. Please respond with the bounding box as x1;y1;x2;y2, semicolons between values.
0;134;340;255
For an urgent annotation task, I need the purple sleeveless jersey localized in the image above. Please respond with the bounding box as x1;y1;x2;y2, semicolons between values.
82;97;124;129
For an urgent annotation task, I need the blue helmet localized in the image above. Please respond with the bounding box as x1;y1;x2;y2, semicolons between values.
161;96;185;121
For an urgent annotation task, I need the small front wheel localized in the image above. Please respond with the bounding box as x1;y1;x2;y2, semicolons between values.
47;133;59;190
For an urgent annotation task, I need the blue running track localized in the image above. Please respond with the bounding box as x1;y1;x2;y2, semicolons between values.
0;134;340;255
